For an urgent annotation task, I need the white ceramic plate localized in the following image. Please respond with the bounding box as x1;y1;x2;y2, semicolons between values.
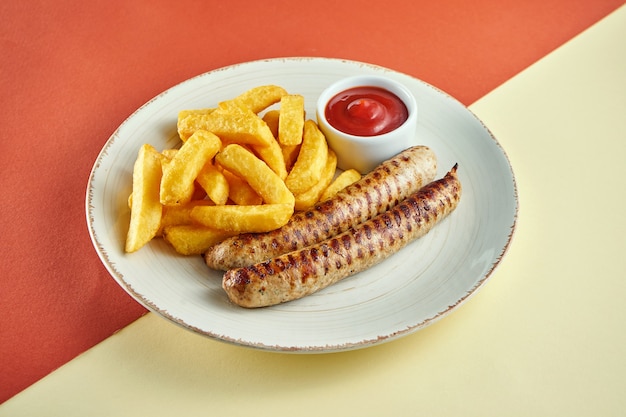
86;57;517;352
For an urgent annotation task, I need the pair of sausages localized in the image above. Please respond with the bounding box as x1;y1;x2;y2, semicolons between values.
203;146;461;308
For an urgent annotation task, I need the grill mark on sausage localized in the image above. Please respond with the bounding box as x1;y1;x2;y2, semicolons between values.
223;165;461;307
204;146;437;270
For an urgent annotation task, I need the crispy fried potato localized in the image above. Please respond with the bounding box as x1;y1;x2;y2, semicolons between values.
196;163;229;205
163;224;235;255
160;148;178;160
320;168;362;202
262;109;280;138
278;94;305;146
160;130;221;206
216;144;294;206
251;140;288;180
178;108;215;124
234;85;288;114
294;150;337;211
284;120;328;194
190;203;294;233
125;144;163;253
280;143;301;172
177;100;275;147
157;200;214;236
221;169;263;206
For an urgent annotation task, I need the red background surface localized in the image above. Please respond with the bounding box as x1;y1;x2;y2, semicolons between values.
1;0;623;403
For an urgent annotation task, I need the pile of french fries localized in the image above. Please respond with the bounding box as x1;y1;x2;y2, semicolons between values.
125;85;362;255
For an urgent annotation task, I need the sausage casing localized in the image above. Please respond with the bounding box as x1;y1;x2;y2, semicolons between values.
222;165;461;308
204;145;437;270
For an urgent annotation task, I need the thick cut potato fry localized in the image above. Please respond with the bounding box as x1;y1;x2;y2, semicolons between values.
320;168;362;202
157;200;214;236
196;163;229;205
190;204;294;233
216;144;294;206
125;144;163;253
262;109;280;138
278;94;305;146
178;108;215;125
280;143;301;172
163;225;235;255
177;100;275;147
221;169;263;205
160;130;221;206
234;85;288;114
251;139;288;180
284;120;328;194
294;150;337;211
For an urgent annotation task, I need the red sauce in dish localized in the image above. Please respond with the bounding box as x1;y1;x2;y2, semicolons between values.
324;86;408;136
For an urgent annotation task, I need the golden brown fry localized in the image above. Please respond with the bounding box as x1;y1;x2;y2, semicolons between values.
125;144;163;253
190;203;294;233
157;199;214;237
196;163;229;205
294;150;337;211
160;130;221;206
177;100;275;146
163;224;235;255
216;144;294;206
284;120;328;194
234;85;288;114
280;143;301;172
278;94;305;146
221;169;263;206
262;109;280;138
319;168;362;202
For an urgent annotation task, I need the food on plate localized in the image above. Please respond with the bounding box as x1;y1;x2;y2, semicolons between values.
293;149;337;211
284;120;329;194
215;144;294;206
278;94;305;146
319;168;361;202
163;225;236;256
233;84;288;114
125;84;340;255
204;145;437;270
177;100;275;146
222;164;461;308
125;144;163;253
196;162;229;205
159;130;221;206
191;203;295;233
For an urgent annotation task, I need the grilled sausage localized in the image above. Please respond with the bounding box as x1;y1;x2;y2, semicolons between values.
222;165;461;308
204;146;437;270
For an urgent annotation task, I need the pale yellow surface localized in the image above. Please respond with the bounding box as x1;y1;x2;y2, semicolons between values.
3;6;626;416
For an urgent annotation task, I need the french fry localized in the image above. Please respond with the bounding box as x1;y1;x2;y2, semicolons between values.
294;150;337;211
216;144;295;206
163;225;235;255
125;144;163;253
262;109;280;138
177;100;275;147
160;130;221;206
221;169;263;206
190;203;294;233
234;85;288;114
284;120;328;194
281;143;301;172
320;168;362;202
157;200;214;236
278;94;305;146
196;163;229;205
251;139;288;180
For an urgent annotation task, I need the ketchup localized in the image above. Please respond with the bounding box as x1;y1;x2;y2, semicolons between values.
324;86;408;136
